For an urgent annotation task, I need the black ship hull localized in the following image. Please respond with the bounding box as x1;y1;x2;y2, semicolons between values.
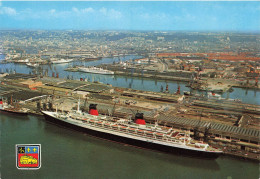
43;113;221;159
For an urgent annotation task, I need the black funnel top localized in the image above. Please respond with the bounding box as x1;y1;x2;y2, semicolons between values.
135;113;144;120
89;104;97;110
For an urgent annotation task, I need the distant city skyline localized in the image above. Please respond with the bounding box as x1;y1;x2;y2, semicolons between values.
0;1;259;32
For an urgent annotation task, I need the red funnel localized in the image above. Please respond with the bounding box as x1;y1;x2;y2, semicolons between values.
89;109;99;116
135;119;146;125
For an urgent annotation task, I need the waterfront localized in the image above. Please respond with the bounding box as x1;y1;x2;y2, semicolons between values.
0;55;259;105
1;1;259;178
0;113;259;178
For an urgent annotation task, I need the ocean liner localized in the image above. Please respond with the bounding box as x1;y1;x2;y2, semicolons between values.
78;66;114;75
51;58;73;64
42;104;222;159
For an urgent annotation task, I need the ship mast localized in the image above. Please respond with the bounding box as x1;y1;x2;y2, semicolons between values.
11;94;13;106
184;131;186;144
77;97;80;113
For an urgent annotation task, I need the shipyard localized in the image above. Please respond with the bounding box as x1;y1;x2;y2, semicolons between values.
1;1;260;178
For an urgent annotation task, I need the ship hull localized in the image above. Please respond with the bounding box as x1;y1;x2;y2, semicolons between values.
83;57;102;61
79;71;113;75
51;59;73;64
78;67;114;75
0;108;28;115
43;113;221;159
79;70;114;75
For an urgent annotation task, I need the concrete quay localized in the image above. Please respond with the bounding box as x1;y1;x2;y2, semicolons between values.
67;64;259;92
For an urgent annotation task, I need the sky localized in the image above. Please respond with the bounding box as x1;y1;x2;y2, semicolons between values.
0;1;259;31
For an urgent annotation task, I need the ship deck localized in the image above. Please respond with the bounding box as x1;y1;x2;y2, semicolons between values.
44;111;222;154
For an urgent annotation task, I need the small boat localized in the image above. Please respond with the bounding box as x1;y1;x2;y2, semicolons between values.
26;62;39;68
207;92;221;99
183;91;191;96
208;93;241;102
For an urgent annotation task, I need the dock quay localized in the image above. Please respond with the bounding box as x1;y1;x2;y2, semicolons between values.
66;64;259;92
0;72;259;161
113;71;191;82
192;100;260;115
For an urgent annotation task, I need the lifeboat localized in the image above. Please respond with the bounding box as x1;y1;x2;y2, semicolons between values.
104;123;110;128
119;126;127;131
137;129;144;134
112;125;118;129
155;133;163;136
96;121;103;126
145;131;154;135
128;128;136;133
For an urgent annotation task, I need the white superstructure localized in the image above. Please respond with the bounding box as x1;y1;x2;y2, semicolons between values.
26;62;39;67
78;66;114;75
51;59;73;64
42;110;222;155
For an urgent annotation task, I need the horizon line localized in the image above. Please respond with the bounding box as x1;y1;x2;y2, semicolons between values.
1;28;260;33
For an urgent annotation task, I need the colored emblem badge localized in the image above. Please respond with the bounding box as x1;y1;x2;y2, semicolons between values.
16;144;41;169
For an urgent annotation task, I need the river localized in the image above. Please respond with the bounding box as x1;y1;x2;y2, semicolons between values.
0;54;259;105
0;113;259;178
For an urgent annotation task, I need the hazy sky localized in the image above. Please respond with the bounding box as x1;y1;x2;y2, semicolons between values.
0;1;259;31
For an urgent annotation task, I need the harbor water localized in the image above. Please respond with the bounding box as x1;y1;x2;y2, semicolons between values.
0;113;259;178
0;55;259;105
0;55;259;178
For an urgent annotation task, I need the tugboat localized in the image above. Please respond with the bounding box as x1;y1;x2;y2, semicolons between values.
42;103;222;159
